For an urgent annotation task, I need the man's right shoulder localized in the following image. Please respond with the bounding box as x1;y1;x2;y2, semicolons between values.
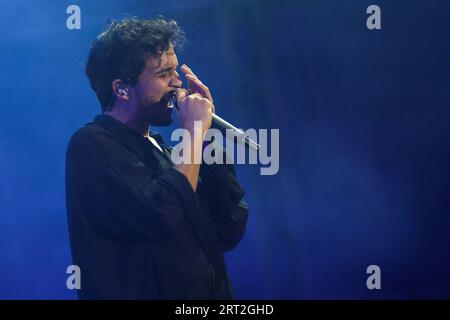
66;122;120;167
68;121;111;150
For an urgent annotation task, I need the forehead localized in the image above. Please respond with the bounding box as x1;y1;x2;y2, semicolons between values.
145;46;178;72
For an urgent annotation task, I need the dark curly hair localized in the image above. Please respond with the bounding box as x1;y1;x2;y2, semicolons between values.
86;17;186;112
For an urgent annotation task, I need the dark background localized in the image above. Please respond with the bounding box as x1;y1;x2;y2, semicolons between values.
0;0;449;299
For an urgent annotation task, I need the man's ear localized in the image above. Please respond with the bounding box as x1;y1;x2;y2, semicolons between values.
112;79;130;101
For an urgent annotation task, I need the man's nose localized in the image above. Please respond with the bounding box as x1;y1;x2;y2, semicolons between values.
170;71;182;88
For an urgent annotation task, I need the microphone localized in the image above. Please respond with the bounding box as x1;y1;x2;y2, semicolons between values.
169;91;260;151
210;113;260;151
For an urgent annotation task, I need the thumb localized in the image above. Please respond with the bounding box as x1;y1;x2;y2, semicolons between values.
176;88;188;102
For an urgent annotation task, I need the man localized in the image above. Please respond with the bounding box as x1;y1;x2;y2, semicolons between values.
65;18;249;299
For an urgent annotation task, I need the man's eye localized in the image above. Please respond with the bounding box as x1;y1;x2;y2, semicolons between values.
160;71;174;78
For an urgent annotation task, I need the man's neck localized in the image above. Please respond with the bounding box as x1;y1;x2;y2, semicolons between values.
106;108;149;136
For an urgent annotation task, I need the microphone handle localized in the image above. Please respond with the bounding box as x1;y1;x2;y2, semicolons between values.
174;98;260;151
211;113;260;151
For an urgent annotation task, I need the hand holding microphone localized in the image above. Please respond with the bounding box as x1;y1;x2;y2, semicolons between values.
175;88;213;138
175;64;260;150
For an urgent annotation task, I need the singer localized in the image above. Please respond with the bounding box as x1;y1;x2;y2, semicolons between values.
65;17;249;299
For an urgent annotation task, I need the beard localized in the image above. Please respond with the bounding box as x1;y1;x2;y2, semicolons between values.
139;90;176;127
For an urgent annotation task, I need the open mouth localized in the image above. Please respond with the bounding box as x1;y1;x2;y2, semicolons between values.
161;90;176;109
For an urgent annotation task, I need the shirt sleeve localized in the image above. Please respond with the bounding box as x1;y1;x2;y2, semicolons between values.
199;148;249;252
65;128;197;242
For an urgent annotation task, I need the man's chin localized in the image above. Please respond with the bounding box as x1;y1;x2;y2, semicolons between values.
142;101;175;127
150;113;174;127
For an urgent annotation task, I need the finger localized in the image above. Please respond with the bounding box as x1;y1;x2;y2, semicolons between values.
181;65;196;93
187;92;204;99
181;64;198;79
176;88;188;101
185;74;213;103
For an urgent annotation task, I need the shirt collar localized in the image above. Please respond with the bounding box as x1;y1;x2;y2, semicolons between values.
93;114;164;143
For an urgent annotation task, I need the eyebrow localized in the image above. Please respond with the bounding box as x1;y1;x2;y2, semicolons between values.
154;65;178;75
